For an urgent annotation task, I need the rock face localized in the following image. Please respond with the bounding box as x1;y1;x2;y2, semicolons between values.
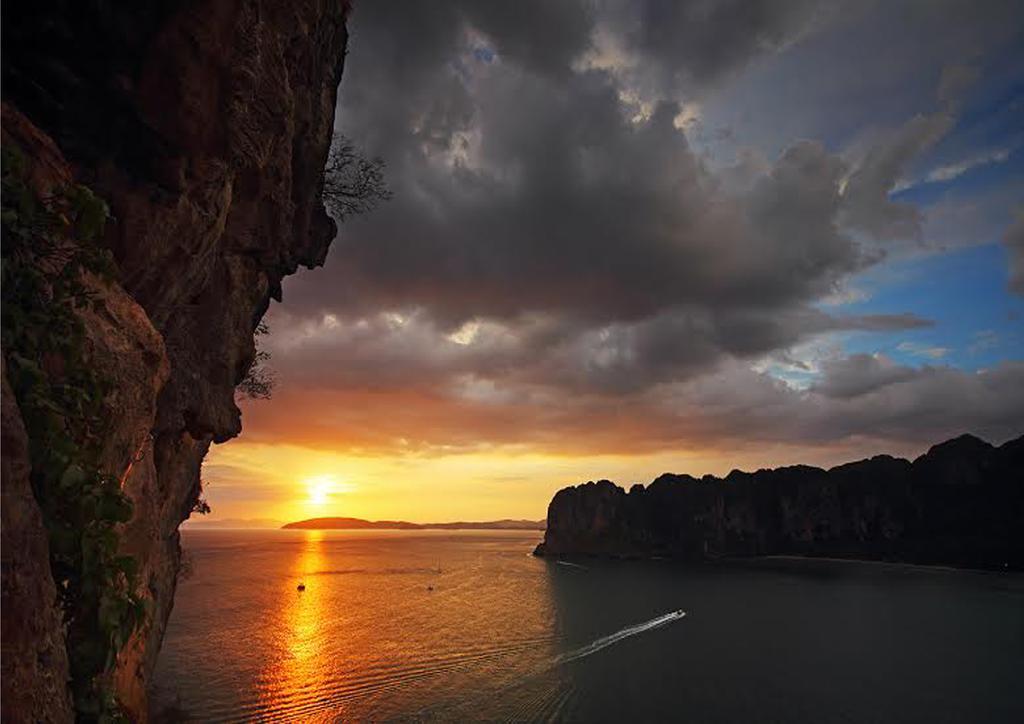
536;434;1024;570
1;1;350;720
1;363;75;723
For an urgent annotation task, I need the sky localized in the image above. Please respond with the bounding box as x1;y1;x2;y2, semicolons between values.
196;0;1024;525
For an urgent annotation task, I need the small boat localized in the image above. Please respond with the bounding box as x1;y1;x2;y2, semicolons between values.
297;583;306;591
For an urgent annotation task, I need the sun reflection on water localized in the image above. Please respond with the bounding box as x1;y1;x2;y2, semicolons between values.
219;530;560;720
256;530;338;721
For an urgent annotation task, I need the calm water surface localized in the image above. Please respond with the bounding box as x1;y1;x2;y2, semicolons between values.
151;529;1024;722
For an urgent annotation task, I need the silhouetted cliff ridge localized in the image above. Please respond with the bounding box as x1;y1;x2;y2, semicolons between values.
535;434;1024;570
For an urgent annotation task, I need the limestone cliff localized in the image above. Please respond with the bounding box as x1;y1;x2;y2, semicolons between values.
536;434;1024;570
1;1;350;720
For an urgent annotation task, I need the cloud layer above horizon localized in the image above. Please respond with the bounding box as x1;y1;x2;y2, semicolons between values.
210;0;1024;519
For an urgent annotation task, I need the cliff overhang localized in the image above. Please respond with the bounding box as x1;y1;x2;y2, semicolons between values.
1;2;351;719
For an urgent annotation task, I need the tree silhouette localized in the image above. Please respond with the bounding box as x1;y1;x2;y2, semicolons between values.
321;133;393;222
236;321;275;399
238;136;391;400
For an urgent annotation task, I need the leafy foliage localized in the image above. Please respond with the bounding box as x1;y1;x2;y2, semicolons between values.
236;137;391;402
192;483;212;516
1;146;145;720
237;136;392;402
322;133;393;222
236;320;275;400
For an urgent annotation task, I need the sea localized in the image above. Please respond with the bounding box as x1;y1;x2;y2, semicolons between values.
150;529;1024;722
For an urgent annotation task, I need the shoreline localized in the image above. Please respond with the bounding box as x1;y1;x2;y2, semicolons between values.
536;547;1020;574
747;554;999;574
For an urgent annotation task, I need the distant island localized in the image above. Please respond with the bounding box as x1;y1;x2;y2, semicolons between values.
535;433;1023;571
283;517;545;531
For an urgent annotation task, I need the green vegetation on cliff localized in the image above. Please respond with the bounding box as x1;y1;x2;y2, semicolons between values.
1;146;145;720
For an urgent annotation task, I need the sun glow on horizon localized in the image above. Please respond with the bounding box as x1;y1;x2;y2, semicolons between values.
195;435;921;526
302;474;353;513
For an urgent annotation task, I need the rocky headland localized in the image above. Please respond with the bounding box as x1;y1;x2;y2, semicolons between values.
1;2;350;720
535;434;1024;571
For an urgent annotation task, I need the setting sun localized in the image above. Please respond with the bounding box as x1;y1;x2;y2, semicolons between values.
304;474;347;508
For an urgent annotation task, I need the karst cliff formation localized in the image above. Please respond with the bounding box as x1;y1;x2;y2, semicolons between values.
1;2;350;720
536;434;1024;571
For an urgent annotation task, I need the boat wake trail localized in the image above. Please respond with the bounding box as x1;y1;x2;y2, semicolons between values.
554;610;686;665
556;560;589;570
411;610;686;721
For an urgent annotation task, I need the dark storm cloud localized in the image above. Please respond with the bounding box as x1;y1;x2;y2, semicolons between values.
812;354;922;399
838;313;934;332
458;1;594;79
280;0;967;382
297;0;979;330
622;0;823;87
837;55;974;244
289;38;879;389
325;98;863;325
292;0;867;328
264;304;930;397
798;360;1024;443
256;0;1023;455
526;307;930;394
840;111;954;241
237;358;1024;456
660;359;1024;447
